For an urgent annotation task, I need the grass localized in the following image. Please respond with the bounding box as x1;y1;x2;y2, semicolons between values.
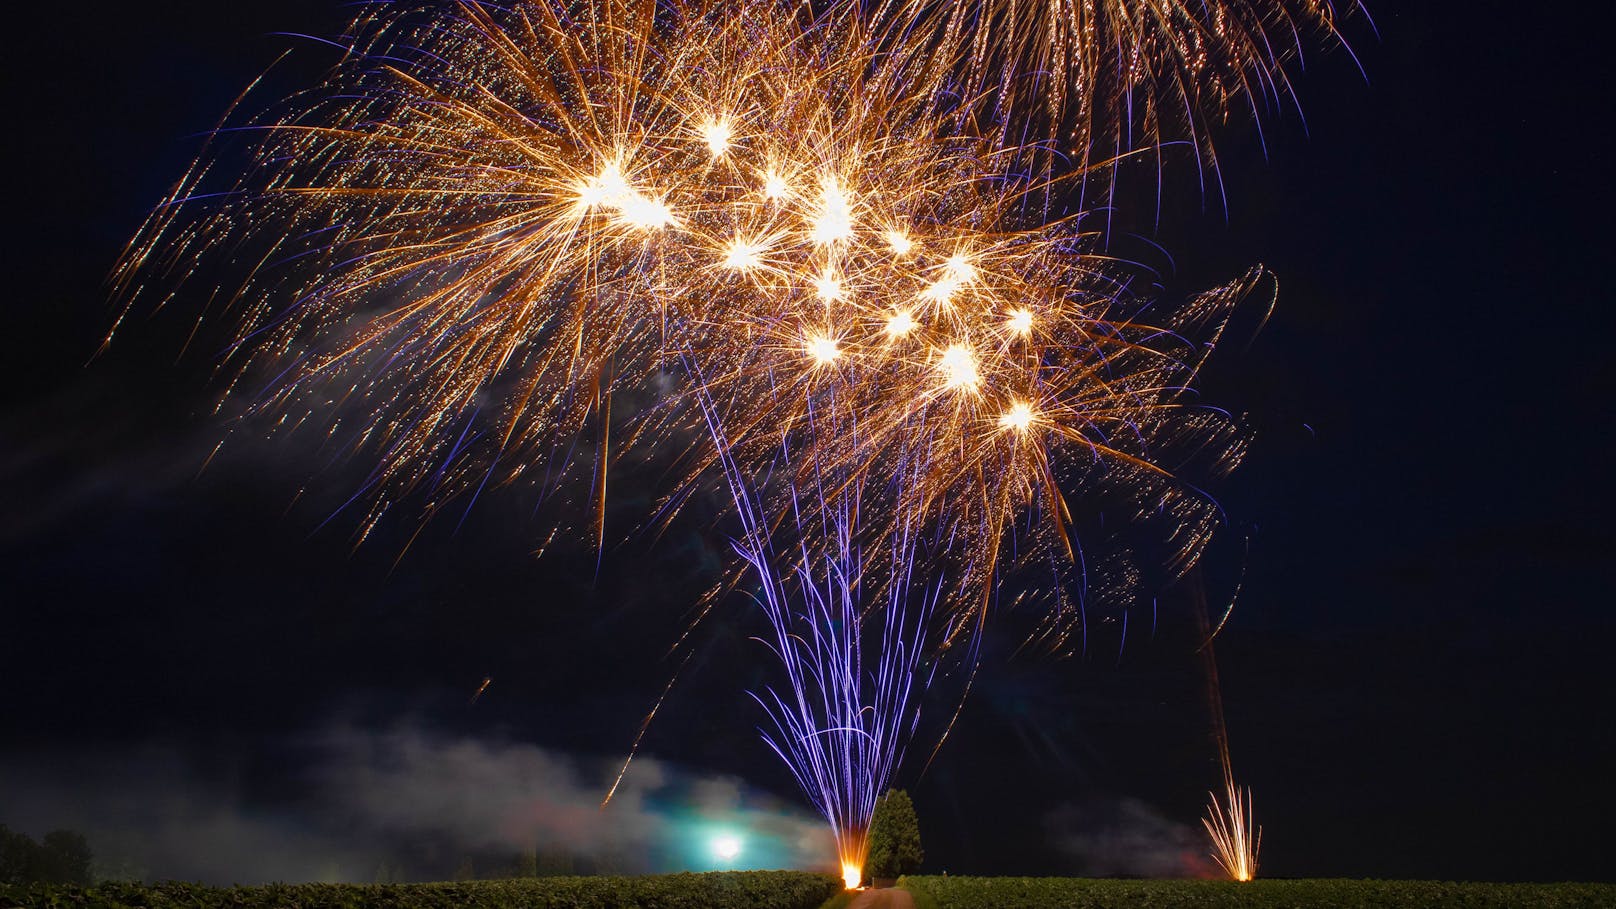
899;875;1616;908
13;873;1612;908
0;870;843;909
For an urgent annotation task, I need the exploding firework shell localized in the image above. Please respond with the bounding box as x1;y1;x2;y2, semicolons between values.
115;0;1258;636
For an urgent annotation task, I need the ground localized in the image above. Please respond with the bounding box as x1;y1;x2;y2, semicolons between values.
847;886;916;909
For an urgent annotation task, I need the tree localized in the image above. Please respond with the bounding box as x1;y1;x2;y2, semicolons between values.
38;831;93;885
0;826;94;885
865;789;923;881
0;825;30;885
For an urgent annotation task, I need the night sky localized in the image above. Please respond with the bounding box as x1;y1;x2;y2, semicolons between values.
4;0;1613;886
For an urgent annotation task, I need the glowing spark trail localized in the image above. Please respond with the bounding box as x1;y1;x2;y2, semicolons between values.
1205;776;1261;881
694;369;943;886
868;0;1366;174
1195;574;1261;881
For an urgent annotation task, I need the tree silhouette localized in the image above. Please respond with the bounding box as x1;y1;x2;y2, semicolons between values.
866;789;923;880
0;825;93;885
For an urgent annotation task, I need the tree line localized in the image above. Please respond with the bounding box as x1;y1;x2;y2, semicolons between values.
0;824;93;885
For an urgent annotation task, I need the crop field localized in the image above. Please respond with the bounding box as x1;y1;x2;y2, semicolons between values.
8;872;1614;908
0;870;843;909
900;876;1616;908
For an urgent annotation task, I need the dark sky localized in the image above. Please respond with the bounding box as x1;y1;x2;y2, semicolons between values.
3;0;1613;886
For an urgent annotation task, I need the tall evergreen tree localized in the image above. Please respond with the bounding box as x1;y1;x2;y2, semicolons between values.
866;789;923;880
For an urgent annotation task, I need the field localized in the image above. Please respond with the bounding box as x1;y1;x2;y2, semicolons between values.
899;876;1616;908
7;873;1615;909
0;870;842;909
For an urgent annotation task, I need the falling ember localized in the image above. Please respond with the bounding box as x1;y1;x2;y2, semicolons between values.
1006;308;1034;334
808;335;841;365
615;194;676;231
999;401;1034;431
1204;778;1261;882
920;276;959;304
762;168;790;200
574;162;629;211
701;118;733;157
574;181;608;212
813;271;845;301
921;255;975;305
811;176;855;244
943;254;975;283
722;238;768;270
577;161;675;230
885;310;917;337
937;344;979;389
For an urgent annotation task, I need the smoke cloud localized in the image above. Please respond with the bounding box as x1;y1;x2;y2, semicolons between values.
1044;795;1217;878
0;721;833;885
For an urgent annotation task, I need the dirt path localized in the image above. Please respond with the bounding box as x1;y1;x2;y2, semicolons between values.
846;886;916;909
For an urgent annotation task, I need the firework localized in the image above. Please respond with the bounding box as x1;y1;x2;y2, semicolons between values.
114;0;1267;871
704;408;941;886
115;0;1254;629
866;0;1364;172
1204;774;1260;881
111;0;1022;535
1192;568;1261;881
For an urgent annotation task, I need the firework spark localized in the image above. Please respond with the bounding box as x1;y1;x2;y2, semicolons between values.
115;0;1256;628
867;0;1365;173
1204;775;1261;881
709;429;941;886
